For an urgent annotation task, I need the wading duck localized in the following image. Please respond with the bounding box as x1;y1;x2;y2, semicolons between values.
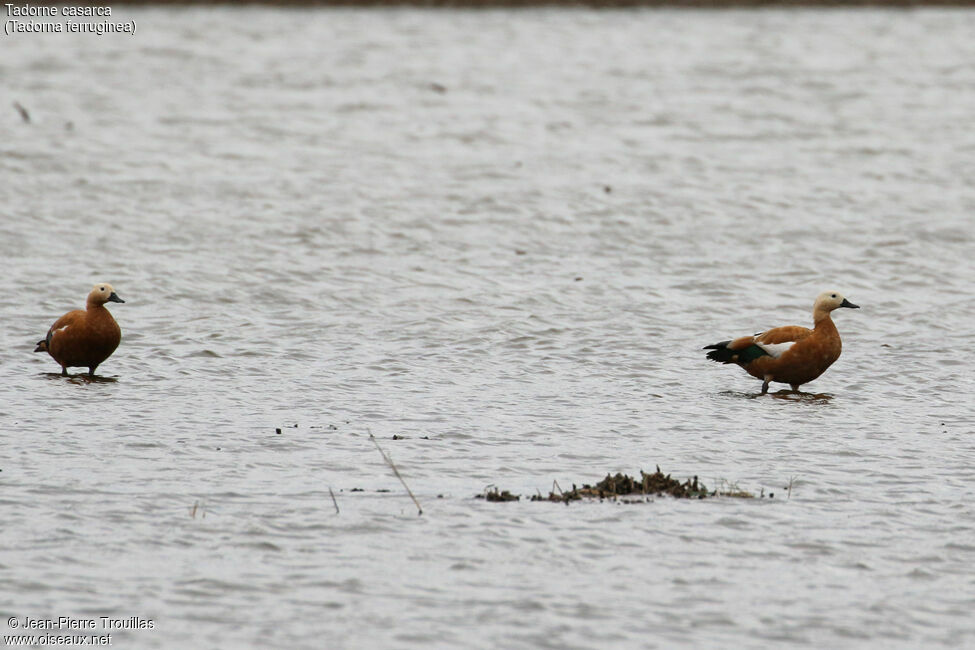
704;291;859;394
35;283;124;377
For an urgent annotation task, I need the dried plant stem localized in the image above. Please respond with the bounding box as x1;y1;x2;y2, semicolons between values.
369;433;423;516
329;486;340;514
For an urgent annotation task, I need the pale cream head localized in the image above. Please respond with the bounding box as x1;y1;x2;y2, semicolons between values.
813;290;858;320
87;283;125;306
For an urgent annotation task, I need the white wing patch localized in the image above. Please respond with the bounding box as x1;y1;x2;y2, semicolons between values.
756;341;796;358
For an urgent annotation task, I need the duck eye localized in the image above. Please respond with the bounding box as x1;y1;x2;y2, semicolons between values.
831;294;836;298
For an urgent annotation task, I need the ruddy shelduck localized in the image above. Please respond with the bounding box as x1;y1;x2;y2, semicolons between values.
704;291;859;393
35;283;125;377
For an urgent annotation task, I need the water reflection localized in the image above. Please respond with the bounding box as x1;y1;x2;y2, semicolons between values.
769;390;833;404
40;373;118;384
718;389;834;404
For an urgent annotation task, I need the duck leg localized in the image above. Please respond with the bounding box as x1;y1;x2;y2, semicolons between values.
790;384;801;392
88;365;98;377
761;376;771;394
61;366;68;377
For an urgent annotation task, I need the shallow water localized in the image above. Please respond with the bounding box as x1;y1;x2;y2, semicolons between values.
2;6;975;649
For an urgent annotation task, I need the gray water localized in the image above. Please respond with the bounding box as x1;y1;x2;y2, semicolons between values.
2;6;974;649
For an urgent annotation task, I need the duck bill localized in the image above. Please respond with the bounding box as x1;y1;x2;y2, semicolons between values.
840;298;859;309
108;292;125;303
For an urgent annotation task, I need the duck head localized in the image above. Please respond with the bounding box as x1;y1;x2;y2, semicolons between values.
813;290;858;321
88;283;125;306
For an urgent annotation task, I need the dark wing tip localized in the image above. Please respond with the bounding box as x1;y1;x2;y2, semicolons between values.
703;340;731;350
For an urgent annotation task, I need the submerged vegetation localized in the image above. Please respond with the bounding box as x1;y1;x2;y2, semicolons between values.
270;428;773;507
531;467;714;503
476;487;521;502
478;467;767;504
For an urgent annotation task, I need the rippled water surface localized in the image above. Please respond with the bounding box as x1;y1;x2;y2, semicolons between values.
2;6;975;649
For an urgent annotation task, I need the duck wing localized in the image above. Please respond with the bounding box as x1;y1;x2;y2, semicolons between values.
45;310;85;347
705;325;812;364
751;326;812;358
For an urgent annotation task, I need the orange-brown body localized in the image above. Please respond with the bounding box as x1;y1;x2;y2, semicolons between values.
730;320;841;388
704;292;858;393
36;284;124;376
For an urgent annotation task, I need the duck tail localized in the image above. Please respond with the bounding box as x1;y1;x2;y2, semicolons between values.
703;341;735;363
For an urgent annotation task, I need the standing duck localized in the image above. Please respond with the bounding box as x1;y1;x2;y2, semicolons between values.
704;291;859;394
35;283;125;377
